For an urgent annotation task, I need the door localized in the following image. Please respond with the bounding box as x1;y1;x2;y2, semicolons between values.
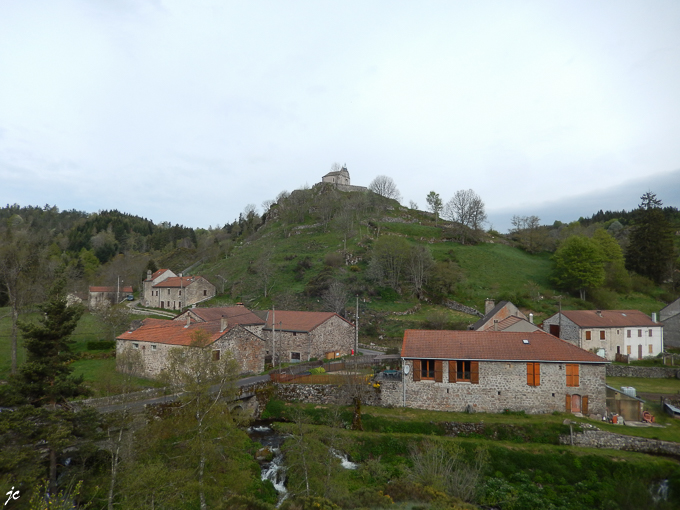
549;325;560;337
160;301;164;309
571;394;581;413
638;344;643;360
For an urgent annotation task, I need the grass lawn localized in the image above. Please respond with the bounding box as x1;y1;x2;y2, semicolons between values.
607;376;680;395
71;357;162;397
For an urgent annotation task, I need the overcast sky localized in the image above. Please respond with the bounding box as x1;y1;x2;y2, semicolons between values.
1;1;679;232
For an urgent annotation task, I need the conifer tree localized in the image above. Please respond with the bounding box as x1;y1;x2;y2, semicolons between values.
626;192;675;284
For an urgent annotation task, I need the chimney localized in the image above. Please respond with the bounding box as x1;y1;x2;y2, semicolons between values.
220;315;228;333
652;312;657;323
185;315;191;328
146;270;152;280
485;299;495;315
529;313;534;324
596;310;602;317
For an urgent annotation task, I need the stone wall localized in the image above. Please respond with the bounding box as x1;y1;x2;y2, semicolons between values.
561;430;680;456
606;365;680;378
443;300;483;318
382;360;607;415
662;313;680;349
274;382;382;407
542;315;580;343
214;326;266;375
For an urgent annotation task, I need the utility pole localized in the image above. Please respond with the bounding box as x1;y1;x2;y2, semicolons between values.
117;276;121;304
355;295;359;356
272;306;276;369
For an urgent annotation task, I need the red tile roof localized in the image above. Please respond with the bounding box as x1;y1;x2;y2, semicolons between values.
117;318;231;346
263;310;353;332
402;330;606;363
561;310;658;328
153;276;205;288
148;269;172;281
179;306;264;325
89;286;133;293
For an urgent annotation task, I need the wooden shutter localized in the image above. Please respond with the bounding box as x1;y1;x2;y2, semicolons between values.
412;360;421;381
566;394;572;412
470;361;479;384
566;364;573;386
527;362;534;386
434;360;443;383
448;361;457;383
582;396;589;415
534;363;540;386
574;365;579;386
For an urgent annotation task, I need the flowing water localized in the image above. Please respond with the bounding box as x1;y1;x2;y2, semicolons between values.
248;421;288;506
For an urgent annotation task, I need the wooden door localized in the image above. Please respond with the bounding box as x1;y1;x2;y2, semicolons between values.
638;344;643;360
549;325;560;337
571;394;581;413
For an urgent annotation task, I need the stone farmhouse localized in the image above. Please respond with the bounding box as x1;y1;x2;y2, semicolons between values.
320;165;367;193
116;314;265;379
88;285;133;309
142;268;215;310
542;310;663;361
174;305;265;337
660;298;680;348
469;299;540;333
260;310;355;364
385;330;607;415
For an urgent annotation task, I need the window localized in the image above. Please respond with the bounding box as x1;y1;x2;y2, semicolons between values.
151;344;157;351
527;362;540;386
447;360;479;384
649;344;654;354
204;290;207;296
132;343;139;349
168;289;170;294
600;330;605;340
627;345;631;355
638;329;642;337
291;352;301;361
566;364;580;387
585;331;591;340
293;332;297;337
422;359;436;379
649;329;653;337
627;330;631;338
179;290;182;296
212;350;220;361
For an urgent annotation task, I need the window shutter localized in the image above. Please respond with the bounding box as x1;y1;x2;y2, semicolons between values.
534;363;540;386
527;362;534;386
470;361;479;384
566;364;573;386
566;394;572;412
582;396;589;415
448;361;457;383
413;360;421;382
574;365;580;386
434;360;443;383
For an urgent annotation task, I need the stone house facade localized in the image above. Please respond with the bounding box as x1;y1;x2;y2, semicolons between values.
260;311;355;364
116;316;265;379
387;330;607;415
320;165;367;193
88;285;133;309
542;310;663;361
143;270;215;310
142;268;176;305
469;299;540;332
660;298;680;348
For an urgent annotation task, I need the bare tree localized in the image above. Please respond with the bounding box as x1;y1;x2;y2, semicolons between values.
322;280;348;315
161;330;240;510
444;189;487;230
337;358;374;431
369;175;402;202
92;301;132;341
261;199;276;214
409;200;419;210
255;250;276;297
407;245;434;300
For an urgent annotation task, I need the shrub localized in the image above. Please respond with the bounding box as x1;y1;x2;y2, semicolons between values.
324;252;343;267
279;496;339;510
631;274;656;295
349;265;361;272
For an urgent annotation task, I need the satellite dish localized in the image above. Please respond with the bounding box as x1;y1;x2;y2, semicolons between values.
404;364;411;375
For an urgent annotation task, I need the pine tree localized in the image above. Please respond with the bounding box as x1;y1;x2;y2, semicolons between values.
626;192;675;284
16;280;87;407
